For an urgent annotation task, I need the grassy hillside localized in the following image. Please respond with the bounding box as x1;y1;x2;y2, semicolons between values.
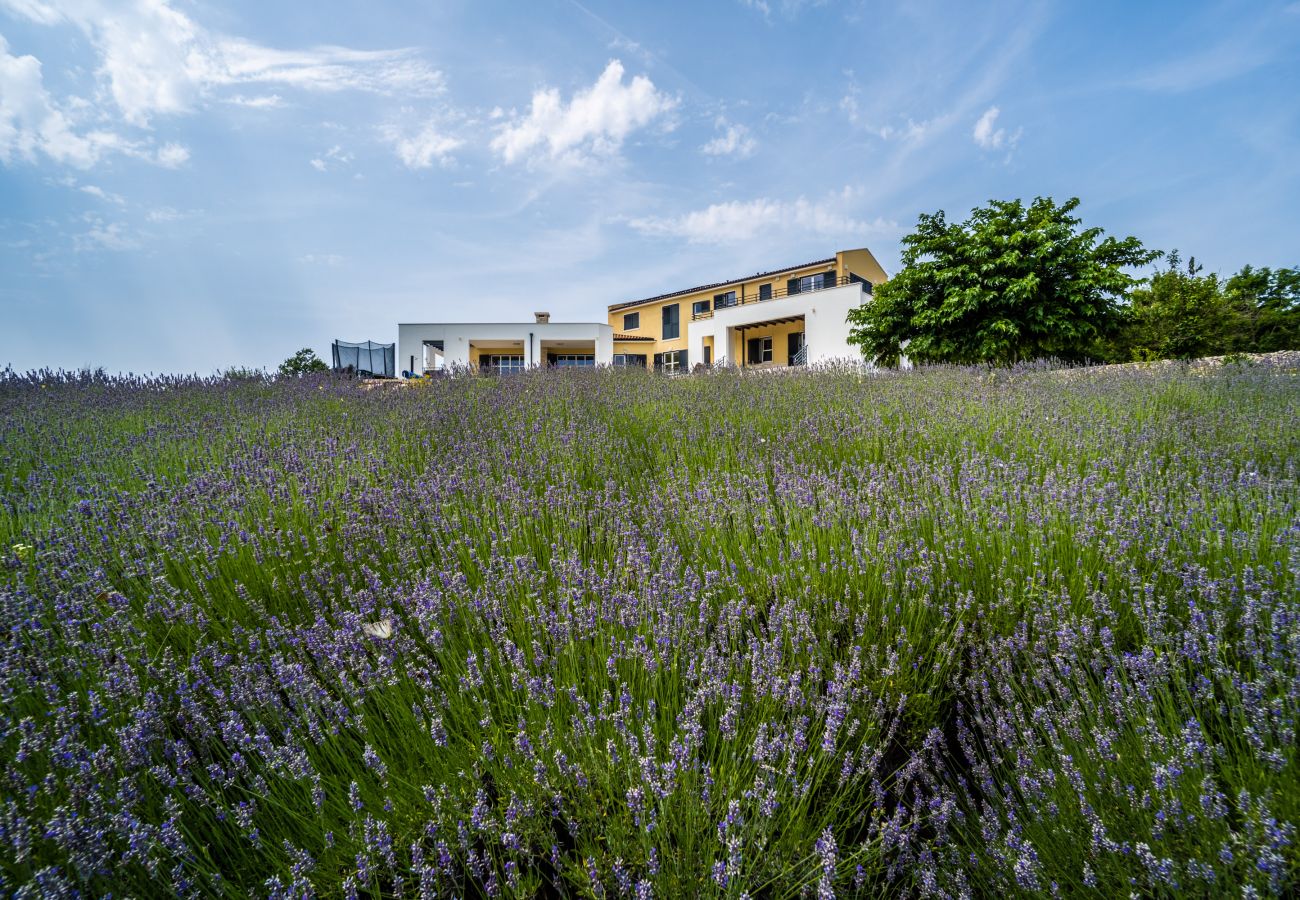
1;360;1297;897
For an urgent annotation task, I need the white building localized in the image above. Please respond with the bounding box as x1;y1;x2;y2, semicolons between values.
685;282;869;369
397;314;614;375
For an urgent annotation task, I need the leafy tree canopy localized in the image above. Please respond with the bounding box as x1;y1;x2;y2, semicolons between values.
1223;264;1300;353
277;348;329;377
1119;252;1229;361
1109;257;1300;361
848;197;1157;365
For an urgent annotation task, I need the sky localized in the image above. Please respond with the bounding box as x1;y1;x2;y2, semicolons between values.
1;0;1298;375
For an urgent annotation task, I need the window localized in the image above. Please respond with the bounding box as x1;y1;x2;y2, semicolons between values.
692;299;711;317
704;345;712;366
662;303;680;340
483;354;524;375
623;312;640;330
612;354;646;367
849;272;874;294
746;336;773;365
798;272;837;293
654;349;688;374
714;290;737;308
550;354;595;367
758;284;772;301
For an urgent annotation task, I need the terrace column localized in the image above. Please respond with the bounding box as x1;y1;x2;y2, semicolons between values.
688;323;711;370
594;329;614;366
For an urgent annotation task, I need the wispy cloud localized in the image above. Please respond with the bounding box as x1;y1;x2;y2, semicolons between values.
972;105;1021;151
492;60;678;166
226;94;285;109
701;118;756;158
146;206;190;223
629;188;895;245
1126;20;1290;93
309;144;354;173
0;34;126;168
155;142;189;168
298;253;344;266
79;184;125;205
737;0;827;21
382;120;462;170
0;0;444;130
74;216;139;252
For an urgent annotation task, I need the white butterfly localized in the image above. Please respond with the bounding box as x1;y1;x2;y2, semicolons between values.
362;619;394;639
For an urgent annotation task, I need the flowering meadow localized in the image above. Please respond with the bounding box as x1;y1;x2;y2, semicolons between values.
1;360;1297;898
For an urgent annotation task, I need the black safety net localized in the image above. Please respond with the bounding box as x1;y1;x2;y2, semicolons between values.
331;340;395;378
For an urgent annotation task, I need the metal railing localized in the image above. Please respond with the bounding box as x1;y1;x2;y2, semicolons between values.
690;274;871;320
791;344;809;367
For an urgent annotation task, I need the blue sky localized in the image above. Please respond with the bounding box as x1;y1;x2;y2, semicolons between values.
2;0;1298;375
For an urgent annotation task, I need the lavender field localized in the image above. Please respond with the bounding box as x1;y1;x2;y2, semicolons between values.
1;361;1297;897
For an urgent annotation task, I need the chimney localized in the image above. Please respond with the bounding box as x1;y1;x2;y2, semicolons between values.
534;312;550;324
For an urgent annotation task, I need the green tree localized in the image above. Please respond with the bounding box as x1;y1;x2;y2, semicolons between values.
1119;252;1232;361
277;348;329;377
847;197;1156;366
1223;265;1300;353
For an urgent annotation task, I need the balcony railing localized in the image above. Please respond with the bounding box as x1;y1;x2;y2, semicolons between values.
690;275;871;320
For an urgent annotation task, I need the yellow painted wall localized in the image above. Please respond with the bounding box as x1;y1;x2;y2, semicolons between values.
612;341;654;360
468;345;524;366
837;247;889;284
606;258;841;359
733;318;807;366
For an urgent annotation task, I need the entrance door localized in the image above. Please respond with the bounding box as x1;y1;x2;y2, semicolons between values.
788;331;806;365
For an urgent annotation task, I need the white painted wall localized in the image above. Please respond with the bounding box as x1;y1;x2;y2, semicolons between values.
689;283;870;366
398;322;614;373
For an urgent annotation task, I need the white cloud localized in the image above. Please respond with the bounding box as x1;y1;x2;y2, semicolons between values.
492;60;677;166
227;94;285;109
0;0;444;127
739;0;826;20
382;121;462;169
629;189;895;245
701;118;756;158
146;206;185;222
298;253;344;266
79;183;124;204
74;216;139;251
155;142;189;168
972;105;1021;151
309;144;354;172
0;33;122;167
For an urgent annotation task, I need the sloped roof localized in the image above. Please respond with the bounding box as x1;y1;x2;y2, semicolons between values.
608;256;836;312
613;333;656;342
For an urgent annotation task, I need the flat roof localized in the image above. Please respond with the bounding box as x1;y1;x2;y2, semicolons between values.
608;256;836;312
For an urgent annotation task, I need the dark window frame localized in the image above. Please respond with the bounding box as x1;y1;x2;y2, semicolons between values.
483;354;525;375
662;303;680;340
550;354;596;368
623;312;640;330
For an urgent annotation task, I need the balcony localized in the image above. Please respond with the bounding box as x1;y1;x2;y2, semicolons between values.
690;274;871;320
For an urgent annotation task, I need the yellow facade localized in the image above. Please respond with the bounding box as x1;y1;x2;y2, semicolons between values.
606;247;887;368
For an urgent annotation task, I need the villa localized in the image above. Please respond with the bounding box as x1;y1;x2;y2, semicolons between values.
397;247;888;375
